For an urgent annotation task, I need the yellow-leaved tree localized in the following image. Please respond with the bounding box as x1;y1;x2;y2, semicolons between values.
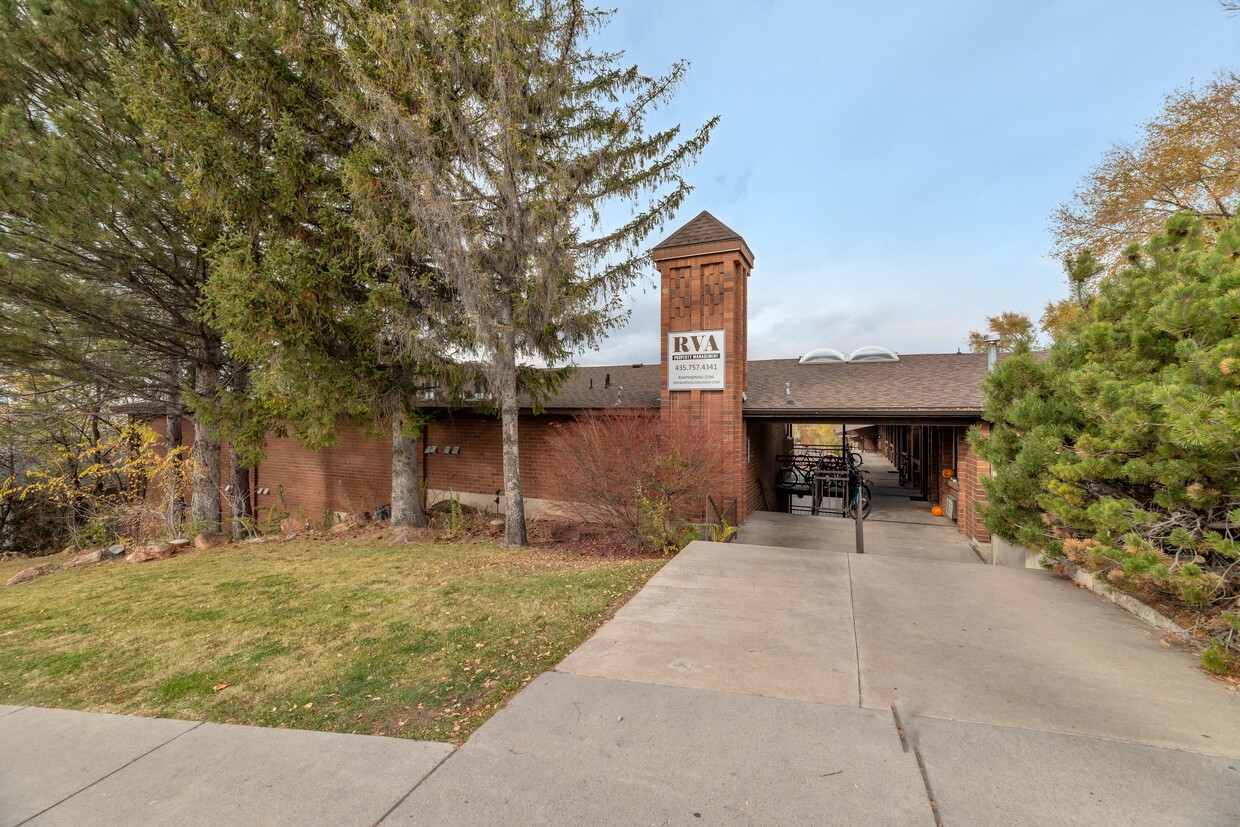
1051;73;1240;265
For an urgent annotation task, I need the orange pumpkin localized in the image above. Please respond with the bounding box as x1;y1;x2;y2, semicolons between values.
942;468;955;478
931;505;944;517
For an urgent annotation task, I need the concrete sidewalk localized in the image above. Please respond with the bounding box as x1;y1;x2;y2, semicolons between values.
5;540;1240;825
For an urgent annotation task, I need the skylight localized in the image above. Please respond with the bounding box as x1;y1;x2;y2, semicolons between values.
798;348;849;364
848;346;900;363
798;346;900;364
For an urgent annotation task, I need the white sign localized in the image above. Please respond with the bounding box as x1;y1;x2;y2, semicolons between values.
668;329;726;390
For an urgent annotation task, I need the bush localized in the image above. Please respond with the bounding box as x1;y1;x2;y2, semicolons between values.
976;214;1240;665
548;410;731;554
1;423;190;548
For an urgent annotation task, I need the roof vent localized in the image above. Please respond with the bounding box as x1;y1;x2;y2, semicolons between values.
848;346;899;363
798;348;849;365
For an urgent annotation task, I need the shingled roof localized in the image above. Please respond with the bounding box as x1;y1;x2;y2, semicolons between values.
121;355;989;421
742;354;989;419
652;211;755;265
654;211;743;249
539;364;661;410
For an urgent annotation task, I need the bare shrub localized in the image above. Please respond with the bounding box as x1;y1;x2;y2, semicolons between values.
548;410;731;553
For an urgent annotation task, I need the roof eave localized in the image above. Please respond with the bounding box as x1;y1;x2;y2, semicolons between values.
742;407;984;422
652;238;755;268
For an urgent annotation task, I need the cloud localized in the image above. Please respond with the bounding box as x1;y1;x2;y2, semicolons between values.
712;161;754;202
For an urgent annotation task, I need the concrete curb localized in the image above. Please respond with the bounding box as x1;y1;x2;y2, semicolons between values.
1056;559;1189;639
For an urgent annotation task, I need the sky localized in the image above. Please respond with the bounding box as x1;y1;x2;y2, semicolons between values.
573;0;1240;365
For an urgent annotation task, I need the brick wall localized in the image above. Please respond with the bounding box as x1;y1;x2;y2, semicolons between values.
955;425;991;545
744;420;785;517
657;249;751;517
150;410;598;528
147;416;241;525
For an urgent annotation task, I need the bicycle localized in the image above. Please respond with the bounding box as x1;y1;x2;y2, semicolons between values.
896;452;912;487
845;468;872;520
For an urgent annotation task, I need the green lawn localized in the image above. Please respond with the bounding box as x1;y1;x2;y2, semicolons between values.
0;537;664;742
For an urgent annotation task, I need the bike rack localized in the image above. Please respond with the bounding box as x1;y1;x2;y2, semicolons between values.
777;443;870;519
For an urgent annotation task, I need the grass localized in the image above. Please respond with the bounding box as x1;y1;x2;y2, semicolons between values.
0;537;665;743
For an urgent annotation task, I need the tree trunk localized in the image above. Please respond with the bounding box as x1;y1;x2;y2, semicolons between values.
227;447;252;539
164;360;184;537
189;362;222;534
497;357;527;547
227;365;253;539
390;419;427;528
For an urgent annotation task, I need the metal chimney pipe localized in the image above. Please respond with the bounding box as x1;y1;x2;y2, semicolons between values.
984;332;1001;372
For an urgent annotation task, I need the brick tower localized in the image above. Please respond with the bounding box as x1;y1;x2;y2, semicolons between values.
652;211;754;520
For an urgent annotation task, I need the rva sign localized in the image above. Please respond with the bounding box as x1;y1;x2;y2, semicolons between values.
668;329;726;391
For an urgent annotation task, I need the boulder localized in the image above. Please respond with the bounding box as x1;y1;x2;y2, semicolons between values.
101;544;126;560
60;544;79;557
168;538;192;551
194;532;229;551
280;515;310;534
6;564;52;586
66;549;103;569
126;542;173;564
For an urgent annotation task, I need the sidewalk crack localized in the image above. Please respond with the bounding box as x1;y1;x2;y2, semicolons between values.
15;720;204;826
890;706;944;827
373;745;458;825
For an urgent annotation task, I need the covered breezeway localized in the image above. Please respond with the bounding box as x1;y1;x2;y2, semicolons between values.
741;355;994;551
741;450;983;564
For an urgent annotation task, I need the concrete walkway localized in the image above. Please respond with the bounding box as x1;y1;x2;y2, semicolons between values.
5;539;1240;825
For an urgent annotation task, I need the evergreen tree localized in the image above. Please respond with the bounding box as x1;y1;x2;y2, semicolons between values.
0;0;240;534
341;0;716;545
977;214;1240;664
120;0;471;529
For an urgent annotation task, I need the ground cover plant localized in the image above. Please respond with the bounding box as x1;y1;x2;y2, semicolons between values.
0;536;664;743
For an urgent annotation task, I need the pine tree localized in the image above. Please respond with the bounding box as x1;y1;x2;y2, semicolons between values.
119;0;468;528
341;0;716;545
0;0;239;534
977;214;1240;662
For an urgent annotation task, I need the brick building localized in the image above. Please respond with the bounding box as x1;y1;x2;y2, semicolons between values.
152;211;994;549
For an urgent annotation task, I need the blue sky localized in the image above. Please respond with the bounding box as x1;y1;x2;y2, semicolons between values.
577;0;1240;364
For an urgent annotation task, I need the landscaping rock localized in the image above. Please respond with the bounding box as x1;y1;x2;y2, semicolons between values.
330;522;351;535
6;564;52;586
280;515;310;534
66;549;103;569
126;542;173;564
101;544;126;560
169;538;192;551
61;544;79;556
194;532;229;551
